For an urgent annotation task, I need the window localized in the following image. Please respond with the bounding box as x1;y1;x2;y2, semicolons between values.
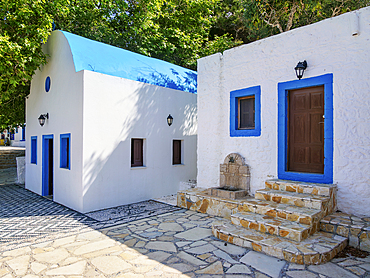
31;136;37;164
60;133;71;169
131;139;143;167
21;126;25;141
230;85;261;137
173;140;182;165
238;96;255;129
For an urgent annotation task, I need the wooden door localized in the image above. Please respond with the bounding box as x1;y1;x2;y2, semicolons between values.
288;86;324;174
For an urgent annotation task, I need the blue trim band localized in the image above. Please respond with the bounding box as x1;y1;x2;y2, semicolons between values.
230;85;261;137
277;74;333;183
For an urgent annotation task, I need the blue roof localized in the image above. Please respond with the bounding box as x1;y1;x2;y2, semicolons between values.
61;31;197;94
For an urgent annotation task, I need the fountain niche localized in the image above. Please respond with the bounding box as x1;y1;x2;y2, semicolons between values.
208;153;250;199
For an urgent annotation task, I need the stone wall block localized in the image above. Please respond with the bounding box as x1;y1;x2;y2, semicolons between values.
239;166;249;175
228;165;239;174
220;164;228;173
359;232;370;252
239;176;250;191
220;174;226;186
336;226;349;237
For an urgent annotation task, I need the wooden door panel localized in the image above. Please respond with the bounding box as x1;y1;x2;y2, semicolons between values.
310;113;323;143
292;114;306;143
294;94;306;110
310;92;323;109
288;86;324;174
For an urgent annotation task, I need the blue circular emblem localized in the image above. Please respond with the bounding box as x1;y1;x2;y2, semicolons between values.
45;76;51;92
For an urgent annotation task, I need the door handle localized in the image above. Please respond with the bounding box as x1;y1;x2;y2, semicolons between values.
318;122;324;124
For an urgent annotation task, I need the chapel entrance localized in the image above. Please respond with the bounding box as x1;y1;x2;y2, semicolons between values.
42;135;54;196
287;85;324;174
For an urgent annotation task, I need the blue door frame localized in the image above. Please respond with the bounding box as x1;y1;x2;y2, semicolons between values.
42;134;54;196
277;74;333;184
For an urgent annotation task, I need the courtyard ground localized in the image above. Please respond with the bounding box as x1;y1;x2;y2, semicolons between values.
0;167;369;278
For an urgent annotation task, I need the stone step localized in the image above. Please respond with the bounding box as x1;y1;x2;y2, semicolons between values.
265;179;335;197
212;219;347;265
231;211;311;242
238;198;322;226
255;189;329;210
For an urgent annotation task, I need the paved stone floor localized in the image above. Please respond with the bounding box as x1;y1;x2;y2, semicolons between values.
0;183;97;252
1;169;370;277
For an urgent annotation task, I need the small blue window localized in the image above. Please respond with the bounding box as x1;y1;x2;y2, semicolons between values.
31;136;37;164
60;133;71;170
230;85;261;137
21;126;25;141
45;76;51;92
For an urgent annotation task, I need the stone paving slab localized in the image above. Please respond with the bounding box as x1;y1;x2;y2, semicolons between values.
0;208;370;277
0;184;181;252
0;184;98;252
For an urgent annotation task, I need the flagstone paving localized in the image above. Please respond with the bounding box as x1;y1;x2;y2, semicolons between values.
1;171;370;277
1;208;370;277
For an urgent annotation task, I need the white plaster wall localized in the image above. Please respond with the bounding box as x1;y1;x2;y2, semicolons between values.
197;7;370;216
81;71;197;213
26;31;84;211
11;126;25;147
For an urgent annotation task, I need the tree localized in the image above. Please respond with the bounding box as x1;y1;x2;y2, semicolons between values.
0;0;53;129
243;0;370;39
0;0;238;129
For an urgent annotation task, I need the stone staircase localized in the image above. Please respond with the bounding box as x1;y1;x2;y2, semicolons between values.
0;148;25;169
178;179;348;265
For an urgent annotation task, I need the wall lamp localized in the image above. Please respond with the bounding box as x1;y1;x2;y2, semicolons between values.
38;113;49;127
167;114;173;126
294;60;307;80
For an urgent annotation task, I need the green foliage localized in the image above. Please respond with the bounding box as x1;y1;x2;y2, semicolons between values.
243;0;370;38
0;0;53;129
1;0;368;129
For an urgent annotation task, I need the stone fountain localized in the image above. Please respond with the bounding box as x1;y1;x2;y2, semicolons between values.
208;153;250;199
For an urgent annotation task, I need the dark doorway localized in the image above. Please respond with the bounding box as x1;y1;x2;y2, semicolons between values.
288;86;324;174
42;135;54;196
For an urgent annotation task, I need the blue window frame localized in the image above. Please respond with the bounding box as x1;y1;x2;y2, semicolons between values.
230;85;261;137
31;136;37;164
278;73;333;183
60;133;71;170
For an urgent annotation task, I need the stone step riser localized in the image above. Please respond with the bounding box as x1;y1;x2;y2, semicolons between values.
255;191;328;211
231;215;310;242
212;220;348;265
265;179;335;197
238;201;321;226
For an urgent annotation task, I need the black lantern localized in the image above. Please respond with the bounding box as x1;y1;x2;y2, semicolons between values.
38;113;49;127
167;114;173;126
294;60;307;80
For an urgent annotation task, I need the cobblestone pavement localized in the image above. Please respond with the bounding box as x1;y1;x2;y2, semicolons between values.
0;184;98;252
0;182;182;252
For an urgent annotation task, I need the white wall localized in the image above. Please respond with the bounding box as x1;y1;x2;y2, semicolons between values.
26;31;84;211
81;71;197;212
11;126;25;147
197;7;370;216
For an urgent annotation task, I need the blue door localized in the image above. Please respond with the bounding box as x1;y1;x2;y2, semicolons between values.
42;135;54;196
